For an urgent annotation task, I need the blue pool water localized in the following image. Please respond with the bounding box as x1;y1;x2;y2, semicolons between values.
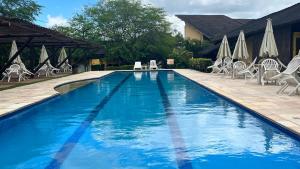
0;71;300;169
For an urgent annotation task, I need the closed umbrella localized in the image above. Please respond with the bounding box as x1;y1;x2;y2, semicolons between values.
58;47;68;67
9;40;22;64
10;40;32;74
232;31;249;60
259;18;278;58
217;35;231;60
39;45;50;65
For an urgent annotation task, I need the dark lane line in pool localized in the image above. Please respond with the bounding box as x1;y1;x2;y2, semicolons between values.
156;74;194;169
45;74;132;169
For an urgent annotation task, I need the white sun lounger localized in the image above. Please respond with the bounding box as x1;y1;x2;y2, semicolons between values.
238;57;258;80
271;56;300;95
208;58;222;73
219;57;232;75
134;61;142;70
149;60;158;70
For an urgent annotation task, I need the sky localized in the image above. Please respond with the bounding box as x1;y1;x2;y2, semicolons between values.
35;0;300;34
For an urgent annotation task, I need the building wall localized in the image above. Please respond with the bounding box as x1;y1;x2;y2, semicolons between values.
185;23;204;41
246;26;292;65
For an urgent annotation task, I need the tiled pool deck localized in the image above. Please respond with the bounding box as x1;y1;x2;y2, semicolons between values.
0;69;300;136
0;71;113;117
174;69;300;136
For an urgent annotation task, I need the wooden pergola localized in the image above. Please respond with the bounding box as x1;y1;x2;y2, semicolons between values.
0;16;104;75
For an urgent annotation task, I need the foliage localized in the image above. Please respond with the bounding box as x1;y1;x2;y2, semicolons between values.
105;65;133;70
184;39;212;57
0;0;42;21
189;58;212;72
169;47;193;68
53;0;176;66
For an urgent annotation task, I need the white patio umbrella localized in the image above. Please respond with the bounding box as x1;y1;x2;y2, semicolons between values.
58;47;68;67
259;18;278;58
9;40;32;74
232;31;249;60
9;40;22;64
217;35;232;60
39;45;51;65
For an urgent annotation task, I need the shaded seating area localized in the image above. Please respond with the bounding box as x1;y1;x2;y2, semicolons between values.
207;18;300;96
0;16;104;83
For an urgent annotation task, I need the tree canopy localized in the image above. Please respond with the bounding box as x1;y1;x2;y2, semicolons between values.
0;0;42;21
54;0;177;65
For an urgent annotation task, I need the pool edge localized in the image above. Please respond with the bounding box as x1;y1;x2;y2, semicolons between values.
173;69;300;140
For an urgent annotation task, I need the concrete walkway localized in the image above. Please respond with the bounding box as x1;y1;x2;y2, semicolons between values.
174;69;300;136
0;71;113;118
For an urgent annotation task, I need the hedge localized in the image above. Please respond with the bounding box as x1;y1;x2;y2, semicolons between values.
105;65;133;70
189;58;212;72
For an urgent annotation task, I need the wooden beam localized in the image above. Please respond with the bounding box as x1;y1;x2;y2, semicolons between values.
0;37;33;76
0;33;51;38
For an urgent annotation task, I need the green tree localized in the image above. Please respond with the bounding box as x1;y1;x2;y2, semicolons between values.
0;0;42;21
54;0;176;66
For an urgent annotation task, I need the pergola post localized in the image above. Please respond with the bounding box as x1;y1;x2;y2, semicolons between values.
0;37;33;76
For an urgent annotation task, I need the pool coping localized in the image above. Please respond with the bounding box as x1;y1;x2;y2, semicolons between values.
173;69;300;139
0;71;114;119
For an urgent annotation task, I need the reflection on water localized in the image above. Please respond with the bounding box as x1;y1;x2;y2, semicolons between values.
167;72;174;81
150;71;158;81
134;72;142;81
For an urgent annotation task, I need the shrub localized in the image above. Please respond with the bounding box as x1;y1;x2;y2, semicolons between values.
106;65;133;70
169;47;193;68
189;58;212;72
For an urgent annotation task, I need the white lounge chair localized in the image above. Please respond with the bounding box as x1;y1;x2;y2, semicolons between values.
232;61;247;79
36;64;50;77
5;64;23;82
59;61;72;73
149;60;158;70
48;63;60;75
238;57;258;80
20;63;33;79
134;61;142;70
208;58;222;73
261;59;280;85
271;56;300;95
219;57;232;75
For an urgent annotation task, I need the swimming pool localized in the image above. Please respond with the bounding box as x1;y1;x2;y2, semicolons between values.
0;71;300;169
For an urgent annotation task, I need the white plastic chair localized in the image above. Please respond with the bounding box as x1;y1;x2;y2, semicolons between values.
219;57;232;75
271;56;300;95
208;58;222;73
6;64;23;82
59;61;72;73
149;60;158;70
36;64;49;77
238;57;258;80
232;61;247;79
134;61;142;70
261;59;280;85
48;63;60;75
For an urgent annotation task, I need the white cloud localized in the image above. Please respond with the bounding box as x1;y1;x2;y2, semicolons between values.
166;15;184;34
141;0;299;34
46;15;69;27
